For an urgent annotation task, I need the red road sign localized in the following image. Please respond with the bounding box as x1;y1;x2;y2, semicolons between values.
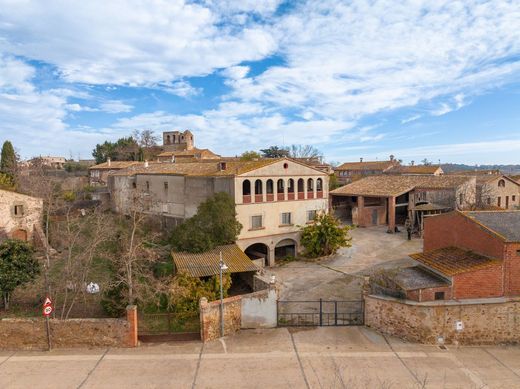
43;305;53;316
43;297;52;306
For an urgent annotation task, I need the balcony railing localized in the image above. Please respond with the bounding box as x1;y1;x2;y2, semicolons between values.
243;195;251;203
255;194;263;202
266;194;274;202
298;192;305;200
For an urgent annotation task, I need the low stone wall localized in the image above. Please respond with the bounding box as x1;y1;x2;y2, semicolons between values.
365;294;520;345
0;318;129;350
199;296;242;342
241;289;277;329
0;306;137;350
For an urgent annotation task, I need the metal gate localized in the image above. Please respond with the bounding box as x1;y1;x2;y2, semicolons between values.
277;299;364;327
138;311;201;342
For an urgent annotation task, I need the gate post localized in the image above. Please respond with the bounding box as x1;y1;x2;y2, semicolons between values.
334;301;338;326
126;305;138;347
319;299;323;326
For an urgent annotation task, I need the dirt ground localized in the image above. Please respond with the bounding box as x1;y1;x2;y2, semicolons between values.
267;226;423;301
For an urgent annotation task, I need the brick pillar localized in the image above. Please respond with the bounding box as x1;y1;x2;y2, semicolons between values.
388;196;396;233
357;196;364;226
199;297;209;342
268;246;276;267
126;305;138;347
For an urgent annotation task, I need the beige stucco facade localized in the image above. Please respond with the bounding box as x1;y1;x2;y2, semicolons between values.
0;189;43;243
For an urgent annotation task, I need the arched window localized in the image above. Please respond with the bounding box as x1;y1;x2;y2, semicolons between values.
243;180;251;196
266;179;274;194
166;135;171;144
317;178;323;191
307;178;314;192
297;178;304;192
277;179;285;193
255;179;263;195
498;179;505;188
288;179;295;193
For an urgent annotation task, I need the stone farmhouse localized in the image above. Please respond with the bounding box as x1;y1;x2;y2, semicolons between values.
396;210;520;302
334;158;399;185
330;175;476;232
475;175;519;209
0;188;43;243
108;158;329;266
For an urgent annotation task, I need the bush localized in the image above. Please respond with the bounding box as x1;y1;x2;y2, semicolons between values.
100;283;128;317
0;239;39;310
300;212;352;257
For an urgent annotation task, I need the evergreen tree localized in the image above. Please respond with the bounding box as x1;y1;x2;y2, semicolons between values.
0;141;17;175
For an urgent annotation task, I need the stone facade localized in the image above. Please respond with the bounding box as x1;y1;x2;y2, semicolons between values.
478;175;520;209
0;189;43;243
199;296;242;342
365;294;520;345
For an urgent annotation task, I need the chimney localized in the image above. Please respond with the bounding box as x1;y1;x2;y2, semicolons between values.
360;157;363;162
144;160;149;168
219;161;227;171
411;160;415;166
107;158;111;167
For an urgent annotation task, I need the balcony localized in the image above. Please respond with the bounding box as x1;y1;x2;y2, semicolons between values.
317;191;323;198
308;192;314;199
277;193;285;201
288;193;295;200
255;194;263;203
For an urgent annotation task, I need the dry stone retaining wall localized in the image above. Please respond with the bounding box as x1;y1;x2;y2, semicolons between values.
365;294;520;345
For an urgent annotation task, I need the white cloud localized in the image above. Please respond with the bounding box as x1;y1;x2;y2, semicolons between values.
0;0;277;86
99;100;133;114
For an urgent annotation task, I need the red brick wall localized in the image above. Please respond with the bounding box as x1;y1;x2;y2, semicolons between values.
359;205;386;227
424;212;504;258
453;264;504;299
406;286;452;302
505;243;520;296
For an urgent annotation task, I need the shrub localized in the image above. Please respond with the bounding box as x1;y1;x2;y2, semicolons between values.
300;212;352;257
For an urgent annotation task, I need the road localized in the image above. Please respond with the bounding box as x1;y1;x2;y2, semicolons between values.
2;326;520;388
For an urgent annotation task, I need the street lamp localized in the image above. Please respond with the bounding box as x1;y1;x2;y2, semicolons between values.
219;251;228;338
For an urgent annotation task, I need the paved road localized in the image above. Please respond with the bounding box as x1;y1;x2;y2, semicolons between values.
268;226;422;300
2;327;520;388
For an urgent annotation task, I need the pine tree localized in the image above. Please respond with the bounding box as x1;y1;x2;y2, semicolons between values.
0;141;16;175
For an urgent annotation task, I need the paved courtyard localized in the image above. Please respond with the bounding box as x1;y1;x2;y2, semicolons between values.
268;226;422;300
1;327;520;388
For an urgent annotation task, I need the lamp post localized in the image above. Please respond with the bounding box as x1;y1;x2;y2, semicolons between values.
219;251;228;338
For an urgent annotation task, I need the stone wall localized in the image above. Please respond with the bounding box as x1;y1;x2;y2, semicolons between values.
0;318;129;350
365;294;520;345
199;296;242;342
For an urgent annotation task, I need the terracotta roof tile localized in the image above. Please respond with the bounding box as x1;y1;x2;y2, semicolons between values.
172;244;259;277
336;160;396;171
410;246;501;276
89;161;142;170
386;165;443;175
330;175;473;197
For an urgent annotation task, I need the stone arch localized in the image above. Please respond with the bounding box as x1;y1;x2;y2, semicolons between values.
317;178;323;191
275;238;297;260
498;179;505;188
243;179;251;196
255;179;263;195
307;178;314;191
245;243;270;267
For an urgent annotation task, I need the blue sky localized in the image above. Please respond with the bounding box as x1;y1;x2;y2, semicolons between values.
0;0;519;164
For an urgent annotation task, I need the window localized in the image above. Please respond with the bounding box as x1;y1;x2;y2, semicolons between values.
288;178;295;193
164;182;168;190
242;180;251;196
251;215;263;229
307;210;317;222
277;179;284;193
14;205;24;216
132;182;137;189
297;178;304;193
316;178;323;191
266;179;274;194
487;197;491;205
283;163;289;169
280;212;292;225
513;195;516;202
146;181;150;192
459;193;463;205
498;179;505;187
434;291;445;301
307;178;314;192
498;196;501;207
255;179;263;195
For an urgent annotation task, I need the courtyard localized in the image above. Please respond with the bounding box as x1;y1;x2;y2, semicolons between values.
1;326;520;388
267;226;422;301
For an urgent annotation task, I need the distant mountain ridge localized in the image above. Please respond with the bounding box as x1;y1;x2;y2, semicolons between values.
441;163;520;175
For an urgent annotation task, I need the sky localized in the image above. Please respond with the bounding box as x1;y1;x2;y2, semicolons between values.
0;0;519;165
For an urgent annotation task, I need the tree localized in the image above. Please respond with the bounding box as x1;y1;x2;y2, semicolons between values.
240;151;262;161
0;141;16;175
92;137;140;164
289;144;323;160
132;129;161;161
329;174;341;190
300;212;352;257
171;192;242;253
260;146;290;158
0;239;40;310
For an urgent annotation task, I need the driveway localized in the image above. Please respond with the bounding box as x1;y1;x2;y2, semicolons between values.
267;226;422;300
2;327;520;388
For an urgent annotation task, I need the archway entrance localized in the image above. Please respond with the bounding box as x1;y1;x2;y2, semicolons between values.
245;243;269;267
12;229;27;241
275;239;297;260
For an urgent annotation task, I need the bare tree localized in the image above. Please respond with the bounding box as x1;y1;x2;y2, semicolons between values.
52;205;113;319
132;129;159;149
289;144;323;161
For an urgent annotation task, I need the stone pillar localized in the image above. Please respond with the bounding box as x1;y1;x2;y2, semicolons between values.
357;196;365;226
388;196;396;233
199;297;209;342
126;305;138;347
268;246;276;267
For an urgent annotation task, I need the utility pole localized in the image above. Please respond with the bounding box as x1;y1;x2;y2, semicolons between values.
219;252;228;338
